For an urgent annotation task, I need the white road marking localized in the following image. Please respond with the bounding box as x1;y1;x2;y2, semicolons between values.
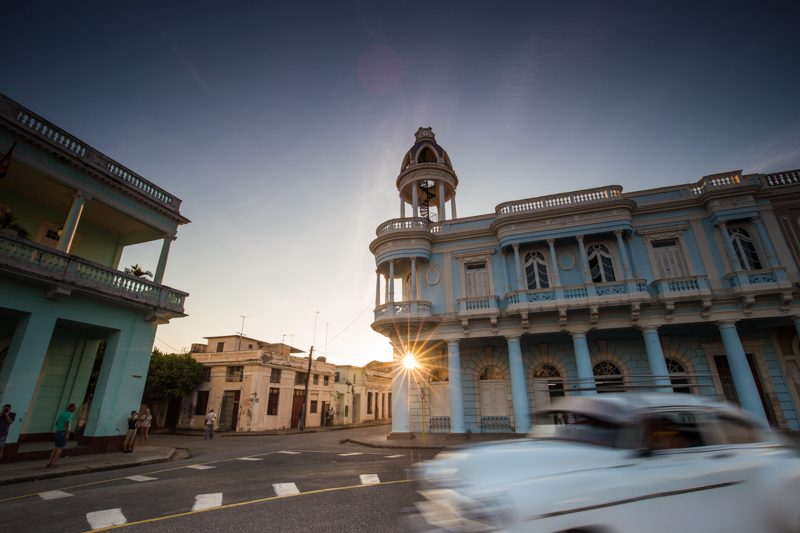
273;482;300;496
192;492;223;511
385;454;405;458
86;508;127;529
278;451;300;455
126;475;157;482
186;464;216;470
360;474;381;485
237;457;263;461
39;490;73;500
338;452;363;456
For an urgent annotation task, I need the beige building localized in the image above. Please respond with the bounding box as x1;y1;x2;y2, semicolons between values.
179;335;336;432
333;361;392;425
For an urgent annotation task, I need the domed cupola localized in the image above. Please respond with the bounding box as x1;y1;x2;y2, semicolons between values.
396;127;459;222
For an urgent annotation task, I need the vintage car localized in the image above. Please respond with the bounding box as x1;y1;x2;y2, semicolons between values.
407;393;800;533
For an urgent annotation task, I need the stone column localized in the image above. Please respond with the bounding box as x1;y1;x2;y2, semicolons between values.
400;195;405;218
411;182;419;218
576;235;591;283
614;230;633;279
57;191;89;252
752;216;779;268
507;336;530;433
571;332;596;395
411;258;417;300
717;322;769;425
718;221;742;272
513;243;524;291
389;347;411;437
447;340;466;434
547;240;561;286
154;233;176;285
641;327;672;392
388;260;395;302
375;270;381;308
450;191;457;219
438;182;446;221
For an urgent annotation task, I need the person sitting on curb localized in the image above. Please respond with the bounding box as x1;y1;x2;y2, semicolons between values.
46;403;75;468
123;410;138;453
0;404;16;462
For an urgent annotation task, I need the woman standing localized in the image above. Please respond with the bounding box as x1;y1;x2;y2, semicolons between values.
123;410;138;453
138;407;152;445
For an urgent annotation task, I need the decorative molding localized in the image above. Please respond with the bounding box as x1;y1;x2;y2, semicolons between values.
425;263;440;286
557;251;576;271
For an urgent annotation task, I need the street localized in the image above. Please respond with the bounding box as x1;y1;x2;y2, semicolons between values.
0;426;437;532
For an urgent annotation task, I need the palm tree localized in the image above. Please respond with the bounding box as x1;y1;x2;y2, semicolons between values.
125;264;153;278
0;209;29;239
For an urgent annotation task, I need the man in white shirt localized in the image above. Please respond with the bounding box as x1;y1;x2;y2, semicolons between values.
204;409;217;440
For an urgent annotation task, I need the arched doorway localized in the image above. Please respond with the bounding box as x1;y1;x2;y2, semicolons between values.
478;365;509;431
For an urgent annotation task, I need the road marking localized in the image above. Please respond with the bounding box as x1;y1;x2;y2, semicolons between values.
79;480;412;532
192;493;223;511
186;464;215;470
237;457;263;461
338;452;363;456
126;475;157;482
359;474;380;485
86;509;127;529
39;490;73;500
278;451;300;455
272;482;300;496
385;454;405;458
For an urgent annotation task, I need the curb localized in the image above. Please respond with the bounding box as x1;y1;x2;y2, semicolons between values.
346;438;444;450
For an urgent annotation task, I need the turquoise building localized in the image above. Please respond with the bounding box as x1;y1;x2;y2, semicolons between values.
0;94;189;459
373;128;800;437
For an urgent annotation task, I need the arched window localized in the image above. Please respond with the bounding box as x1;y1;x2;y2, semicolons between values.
417;147;437;164
587;243;616;282
728;226;762;270
479;365;504;380
524;251;550;289
593;361;623;393
665;358;692;394
533;363;564;398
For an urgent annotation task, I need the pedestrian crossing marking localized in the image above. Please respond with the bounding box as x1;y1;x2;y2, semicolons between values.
278;451;300;455
39;490;73;500
338;452;363;456
127;475;157;482
192;492;223;511
237;457;263;461
385;454;405;458
360;474;381;485
273;482;300;496
186;464;216;470
86;508;127;529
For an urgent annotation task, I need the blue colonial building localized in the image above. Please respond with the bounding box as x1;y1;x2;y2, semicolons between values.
0;94;189;459
372;127;800;437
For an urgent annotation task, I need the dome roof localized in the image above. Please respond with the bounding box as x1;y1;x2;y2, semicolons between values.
400;127;453;171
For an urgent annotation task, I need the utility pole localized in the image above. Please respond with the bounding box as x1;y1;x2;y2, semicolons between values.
298;345;314;431
237;314;247;351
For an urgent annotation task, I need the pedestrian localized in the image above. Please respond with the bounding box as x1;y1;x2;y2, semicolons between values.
326;405;334;426
46;403;76;468
0;404;16;462
204;409;216;440
123;410;138;452
138;407;152;445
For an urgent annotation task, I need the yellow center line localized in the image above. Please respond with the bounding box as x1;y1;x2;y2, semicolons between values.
81;479;412;532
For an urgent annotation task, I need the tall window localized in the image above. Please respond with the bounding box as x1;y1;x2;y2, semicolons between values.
295;372;307;385
313;374;319;385
665;358;692;394
323;375;329;386
225;366;243;382
651;239;688;278
270;368;281;384
267;388;280;415
533;364;564;398
367;392;373;414
465;262;490;298
195;391;209;415
310;400;318;413
593;361;623;393
335;372;340;383
524;251;549;289
202;367;211;382
215;342;225;352
728;226;762;270
587;243;616;282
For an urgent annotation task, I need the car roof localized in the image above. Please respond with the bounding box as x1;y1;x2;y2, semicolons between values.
544;393;755;425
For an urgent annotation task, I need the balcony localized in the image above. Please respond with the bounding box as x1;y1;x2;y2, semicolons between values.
456;295;501;333
724;267;793;313
0;233;187;318
375;217;430;236
372;300;438;334
495;185;624;217
652;275;713;319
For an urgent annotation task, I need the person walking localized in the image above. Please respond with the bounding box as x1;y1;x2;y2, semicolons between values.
46;403;76;468
204;409;216;440
123;410;138;452
138;407;152;445
0;404;16;462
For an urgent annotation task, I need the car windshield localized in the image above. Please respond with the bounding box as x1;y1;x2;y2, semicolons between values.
530;411;626;448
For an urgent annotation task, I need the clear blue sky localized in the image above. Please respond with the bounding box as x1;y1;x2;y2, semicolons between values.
4;1;800;364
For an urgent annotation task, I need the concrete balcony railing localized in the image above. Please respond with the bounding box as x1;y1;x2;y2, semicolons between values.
506;279;649;313
375;217;430;236
652;275;713;300
456;295;500;316
373;300;433;322
495;185;623;217
0;233;187;316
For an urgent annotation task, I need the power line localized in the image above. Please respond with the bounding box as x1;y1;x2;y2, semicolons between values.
325;301;373;346
155;336;182;353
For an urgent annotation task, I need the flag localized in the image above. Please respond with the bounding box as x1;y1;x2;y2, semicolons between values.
0;141;17;178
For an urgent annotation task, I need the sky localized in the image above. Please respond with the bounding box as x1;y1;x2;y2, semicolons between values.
3;1;800;365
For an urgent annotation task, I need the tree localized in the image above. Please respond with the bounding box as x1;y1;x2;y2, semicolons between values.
0;208;30;239
143;349;204;403
125;264;153;278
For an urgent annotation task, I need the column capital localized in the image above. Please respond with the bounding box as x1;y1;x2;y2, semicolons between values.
567;330;587;338
74;190;92;202
512;242;520;250
639;326;659;335
715;220;729;229
166;232;177;241
446;339;460;348
576;234;584;242
546;239;555;246
751;214;762;223
613;229;624;237
505;335;521;343
716;320;738;329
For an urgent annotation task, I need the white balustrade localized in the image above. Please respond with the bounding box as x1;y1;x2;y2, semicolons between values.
496;185;623;216
373;300;433;321
763;169;800;187
375;218;429;236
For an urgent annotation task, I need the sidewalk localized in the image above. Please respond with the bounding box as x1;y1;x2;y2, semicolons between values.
0;445;177;486
170;419;392;438
348;432;523;449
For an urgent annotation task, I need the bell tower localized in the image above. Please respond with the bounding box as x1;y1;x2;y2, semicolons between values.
397;127;459;222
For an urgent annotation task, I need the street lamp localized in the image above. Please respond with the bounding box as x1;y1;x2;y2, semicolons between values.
403;352;418;370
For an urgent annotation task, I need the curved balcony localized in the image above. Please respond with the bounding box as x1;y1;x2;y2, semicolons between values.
371;299;437;334
495;185;624;217
370;218;434;264
375;217;430;236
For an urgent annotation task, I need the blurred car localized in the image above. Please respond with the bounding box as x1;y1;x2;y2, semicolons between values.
407;393;800;533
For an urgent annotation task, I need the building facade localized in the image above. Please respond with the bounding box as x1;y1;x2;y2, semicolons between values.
333;361;392;425
180;335;336;432
371;127;800;437
0;93;189;459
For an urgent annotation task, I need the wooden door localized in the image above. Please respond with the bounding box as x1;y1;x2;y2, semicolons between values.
478;381;507;416
290;390;304;428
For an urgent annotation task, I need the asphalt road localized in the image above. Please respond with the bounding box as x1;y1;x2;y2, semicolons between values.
0;426;438;532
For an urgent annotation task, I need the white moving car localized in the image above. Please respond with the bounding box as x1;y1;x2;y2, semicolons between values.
408;394;800;533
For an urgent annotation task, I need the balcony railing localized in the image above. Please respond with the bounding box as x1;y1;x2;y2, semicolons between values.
0;234;187;315
496;185;623;216
373;300;433;322
0;93;182;212
725;267;791;292
375;217;429;236
429;416;450;433
762;169;799;188
506;279;648;309
652;275;712;299
456;295;500;315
